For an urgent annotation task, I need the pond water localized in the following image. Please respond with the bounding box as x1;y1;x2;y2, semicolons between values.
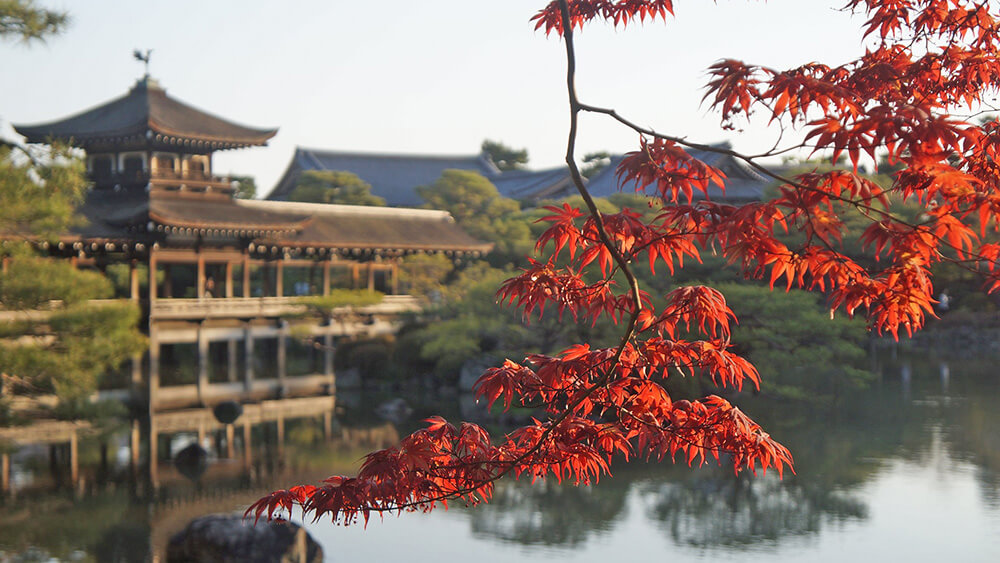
1;353;999;561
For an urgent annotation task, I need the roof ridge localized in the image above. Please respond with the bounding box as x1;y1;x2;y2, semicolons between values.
239;199;458;221
294;145;487;162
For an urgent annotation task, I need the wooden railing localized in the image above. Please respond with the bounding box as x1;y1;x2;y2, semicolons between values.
150;294;420;320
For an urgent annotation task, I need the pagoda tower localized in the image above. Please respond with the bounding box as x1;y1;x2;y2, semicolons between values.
15;75;276;197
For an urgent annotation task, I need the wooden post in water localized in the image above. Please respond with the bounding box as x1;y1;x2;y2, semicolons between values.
130;419;141;475
243;323;255;392
277;321;288;392
69;431;79;486
276;415;285;456
197;324;209;405
242;420;252;470
149;419;159;489
1;452;10;493
227;339;238;383
225;424;235;459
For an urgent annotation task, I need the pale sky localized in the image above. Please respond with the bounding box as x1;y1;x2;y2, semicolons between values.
1;1;871;197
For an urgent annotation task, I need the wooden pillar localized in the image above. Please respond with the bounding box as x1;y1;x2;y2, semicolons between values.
197;324;209;405
130;354;142;387
227;339;238;383
130;419;141;475
163;265;173;299
129;260;140;301
323;333;335;384
149;325;160;411
276;415;285;455
244;323;255;392
242;253;251;297
1;256;9;274
322;411;333;442
390;261;399;295
367;263;375;292
149;249;159;301
322;260;331;297
69;432;79;486
197;423;206;448
277;322;288;389
225;424;235;459
225;262;234;298
1;452;10;493
242;419;252;470
197;251;206;299
352;264;360;289
275;260;284;297
149;419;159;488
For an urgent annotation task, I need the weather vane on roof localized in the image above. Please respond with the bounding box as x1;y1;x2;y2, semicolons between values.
133;49;153;77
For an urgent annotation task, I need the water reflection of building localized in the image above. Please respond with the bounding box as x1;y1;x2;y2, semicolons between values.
2;74;490;493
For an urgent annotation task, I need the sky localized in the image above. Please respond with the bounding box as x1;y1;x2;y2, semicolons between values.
1;1;874;198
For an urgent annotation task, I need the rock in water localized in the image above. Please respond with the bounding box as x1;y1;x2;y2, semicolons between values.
167;513;323;563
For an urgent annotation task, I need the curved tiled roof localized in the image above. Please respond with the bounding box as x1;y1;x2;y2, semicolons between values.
268;147;501;206
14;77;277;150
583;146;770;203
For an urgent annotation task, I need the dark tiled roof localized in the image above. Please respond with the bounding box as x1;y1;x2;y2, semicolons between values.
61;190;491;254
491;166;574;201
268;147;501;206
14;77;277;149
584;146;769;202
149;195;310;232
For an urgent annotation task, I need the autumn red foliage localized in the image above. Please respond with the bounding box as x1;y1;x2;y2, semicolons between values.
249;0;1000;525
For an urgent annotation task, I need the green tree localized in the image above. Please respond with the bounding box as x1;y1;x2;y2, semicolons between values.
415;169;532;266
0;0;67;43
481;139;528;171
0;148;145;412
231;174;257;199
288;170;386;206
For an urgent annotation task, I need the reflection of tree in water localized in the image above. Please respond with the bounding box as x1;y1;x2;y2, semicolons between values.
467;478;627;547
641;472;866;548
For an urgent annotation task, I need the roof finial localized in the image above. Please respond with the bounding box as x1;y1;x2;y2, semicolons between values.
133;48;153;78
